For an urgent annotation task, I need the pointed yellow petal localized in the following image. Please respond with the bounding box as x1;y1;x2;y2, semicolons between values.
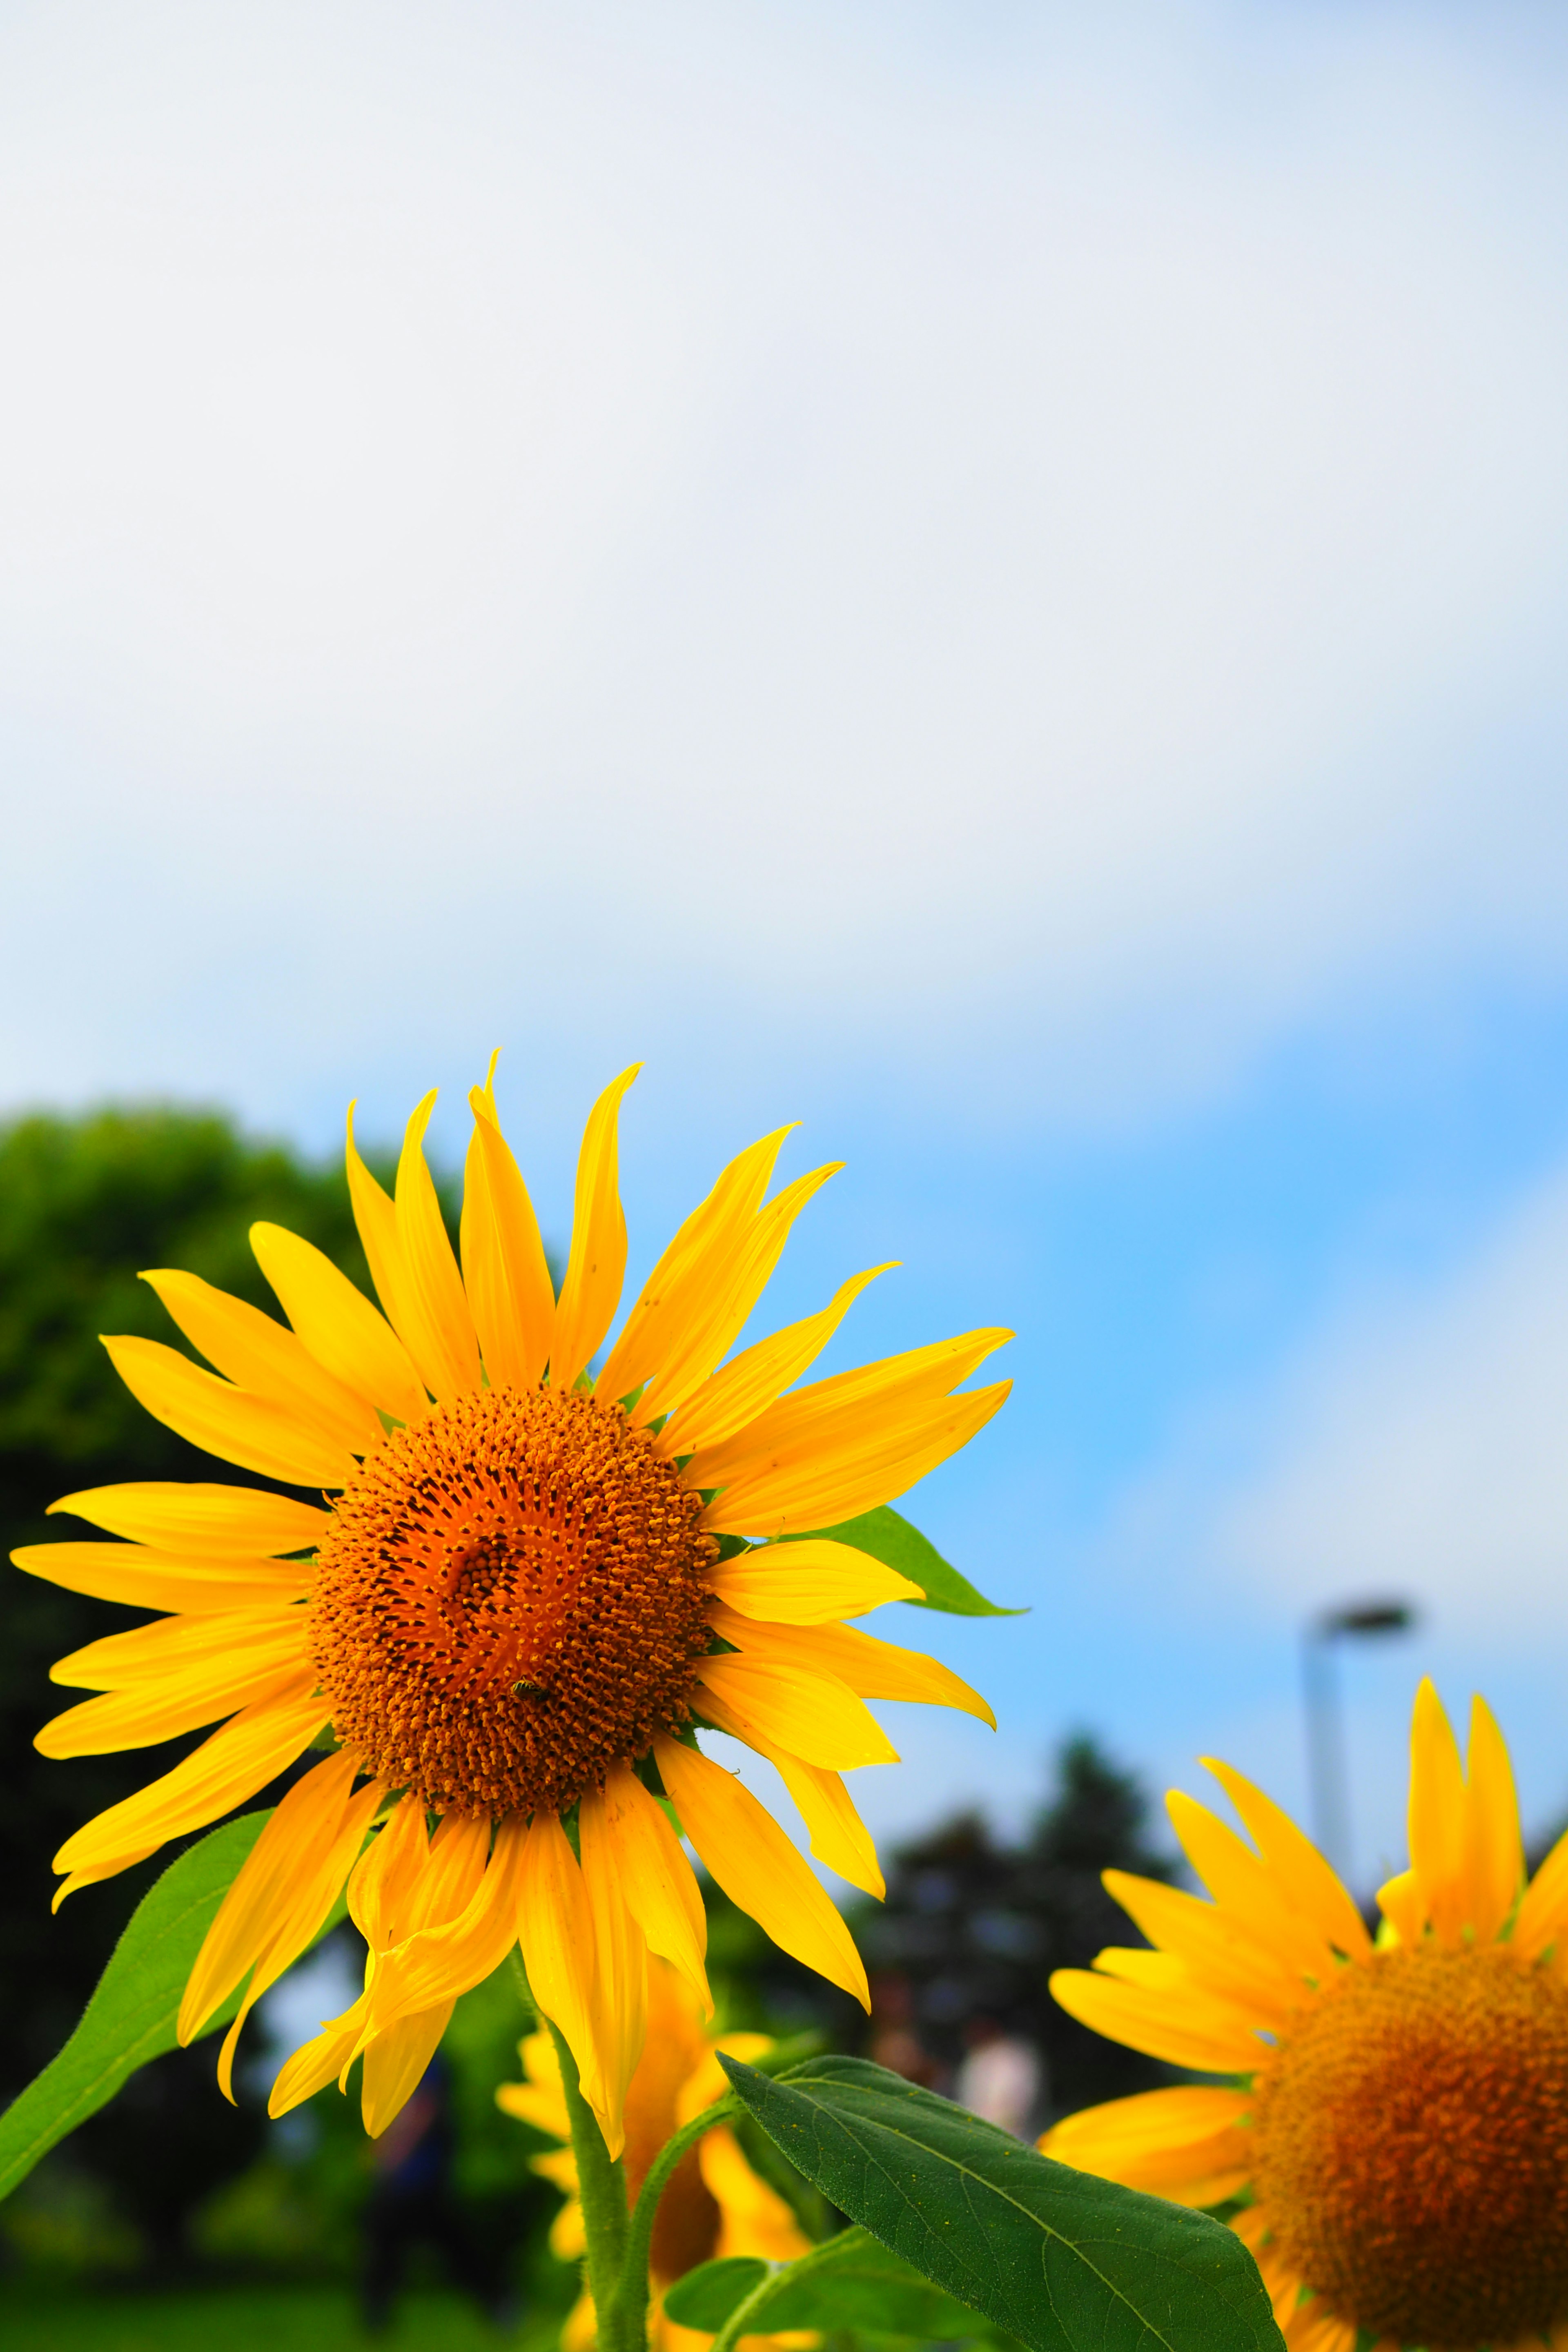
100;1336;356;1487
140;1270;383;1456
1374;1866;1426;1946
267;2011;365;2118
47;1482;329;1557
660;1265;893;1458
595;1126;794;1408
251;1221;427;1425
1460;1695;1523;1942
361;1817;528;2034
1408;1678;1468;1944
706;1539;922;1625
50;1604;306;1689
693;1650;898;1769
183;1751;382;2094
578;1791;648;2147
345;1102;429;1385
36;1658;312;1758
1049;1966;1262;2073
395;1091;481;1399
1200;1759;1371;1962
708;1607;994;1728
51;1675;329;1888
463;1087;555;1392
553;1067;640;1391
517;1812;612;2140
1040;2085;1252;2205
1516;1824;1568;1960
699;1381;1012;1536
361;2004;455;2137
654;1735;869;2009
1100;1871;1302;2024
1166;1793;1335;1983
592;1765;711;2014
13;1542;309;1613
349;1791;432;1952
693;1688;885;1898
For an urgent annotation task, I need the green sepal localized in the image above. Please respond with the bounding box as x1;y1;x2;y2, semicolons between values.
717;2054;1284;2352
780;1503;1022;1617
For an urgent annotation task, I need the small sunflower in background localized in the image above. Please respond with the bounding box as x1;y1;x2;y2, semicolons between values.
501;1956;809;2352
16;1060;1007;2149
1041;1679;1568;2352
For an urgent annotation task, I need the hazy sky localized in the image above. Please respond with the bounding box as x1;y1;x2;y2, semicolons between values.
7;0;1568;1889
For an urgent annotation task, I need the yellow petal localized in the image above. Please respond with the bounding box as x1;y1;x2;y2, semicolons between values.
1460;1694;1523;1943
344;1102;429;1387
251;1221;427;1425
1166;1793;1335;1983
1040;2085;1252;2205
578;1791;649;2144
1100;1871;1303;2024
1374;1867;1427;1947
100;1336;356;1488
695;1650;898;1770
552;1067;640;1392
361;2004;456;2137
12;1541;309;1613
707;1539;922;1625
140;1270;383;1455
595;1124;794;1408
700;2121;811;2264
463;1085;555;1392
179;1746;372;2039
693;1687;885;1898
517;1812;613;2144
1200;1758;1371;1962
1049;1966;1263;2074
50;1603;307;1689
350;1791;432;1953
590;1764;711;2016
659;1265;893;1457
47;1481;329;1557
51;1674;329;1892
1516;1825;1568;1960
360;1816;528;2035
267;2012;364;2118
36;1659;312;1758
699;1381;1012;1536
395;1091;482;1399
654;1735;869;2009
1408;1677;1468;1944
708;1607;994;1728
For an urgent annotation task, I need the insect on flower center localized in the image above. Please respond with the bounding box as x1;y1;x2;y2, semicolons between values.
1252;1941;1568;2346
309;1387;717;1818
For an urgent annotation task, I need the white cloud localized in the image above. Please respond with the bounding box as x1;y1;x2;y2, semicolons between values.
2;1;1568;1126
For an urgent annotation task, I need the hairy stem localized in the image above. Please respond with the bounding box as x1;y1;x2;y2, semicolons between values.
545;2019;630;2352
706;2229;870;2352
607;2094;738;2352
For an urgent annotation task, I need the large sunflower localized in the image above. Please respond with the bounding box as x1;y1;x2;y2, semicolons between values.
1041;1680;1568;2352
16;1065;1007;2153
500;1954;811;2352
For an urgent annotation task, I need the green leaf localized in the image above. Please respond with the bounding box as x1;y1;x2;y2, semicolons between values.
665;2230;987;2336
0;1812;271;2202
786;1504;1022;1617
718;2056;1283;2352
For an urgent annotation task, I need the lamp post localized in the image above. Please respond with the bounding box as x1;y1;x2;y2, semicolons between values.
1301;1599;1418;1886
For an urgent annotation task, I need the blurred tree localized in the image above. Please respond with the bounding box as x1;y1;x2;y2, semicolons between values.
854;1733;1179;2120
0;1105;381;2265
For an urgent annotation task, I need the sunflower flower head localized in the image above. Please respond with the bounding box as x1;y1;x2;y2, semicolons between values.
501;1955;811;2352
16;1062;1009;2155
1041;1678;1568;2352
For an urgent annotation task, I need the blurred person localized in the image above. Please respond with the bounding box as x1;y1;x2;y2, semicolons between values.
361;2055;514;2334
955;2013;1042;2139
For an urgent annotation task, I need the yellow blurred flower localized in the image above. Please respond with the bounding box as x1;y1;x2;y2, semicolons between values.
1041;1679;1568;2352
501;1956;812;2351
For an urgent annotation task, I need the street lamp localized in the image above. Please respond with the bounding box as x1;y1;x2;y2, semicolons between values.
1301;1599;1418;1886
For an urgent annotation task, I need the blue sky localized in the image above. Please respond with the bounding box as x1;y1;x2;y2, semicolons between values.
5;0;1568;1895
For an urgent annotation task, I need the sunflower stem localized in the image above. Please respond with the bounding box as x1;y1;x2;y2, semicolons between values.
705;2230;868;2352
545;2019;631;2352
608;2094;739;2352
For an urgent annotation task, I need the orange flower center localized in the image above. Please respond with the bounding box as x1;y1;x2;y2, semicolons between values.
309;1388;717;1818
1252;1941;1568;2346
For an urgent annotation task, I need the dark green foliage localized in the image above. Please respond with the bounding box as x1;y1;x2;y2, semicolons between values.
719;2056;1283;2352
855;1735;1179;2118
0;1104;377;2258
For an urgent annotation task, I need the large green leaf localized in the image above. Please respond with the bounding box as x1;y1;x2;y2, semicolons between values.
0;1811;271;2201
718;2056;1283;2352
664;2228;989;2336
786;1505;1022;1617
